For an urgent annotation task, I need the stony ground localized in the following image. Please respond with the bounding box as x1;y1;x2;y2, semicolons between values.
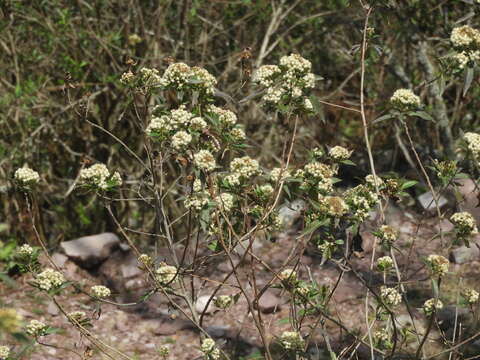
2;180;480;359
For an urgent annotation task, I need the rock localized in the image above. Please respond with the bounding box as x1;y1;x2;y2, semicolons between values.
456;178;480;222
256;290;282;313
50;253;68;268
450;241;480;264
195;295;216;314
278;199;306;229
436;219;454;233
359;230;376;253
417;191;448;213
148;318;193;335
47;301;59;316
206;325;231;338
60;233;120;268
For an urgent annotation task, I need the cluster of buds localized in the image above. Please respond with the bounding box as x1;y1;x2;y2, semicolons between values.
253;53;316;111
426;254;449;277
328;146;352;162
79;163;122;191
14;167;40;187
214;295;234;309
374;328;392;350
464;132;480;161
463;288;479;304
0;346;10;360
450;26;480;70
91;285;111;298
279;269;298;287
200;338;220;360
423;298;443;316
450;211;478;245
432;159;457;183
156;263;177;285
26;319;47;337
377;256;394;271
297;161;336;195
344;185;379;222
374;225;398;247
35;268;65;292
380;286;402;307
318;195;348;218
390;89;421;111
279;331;305;351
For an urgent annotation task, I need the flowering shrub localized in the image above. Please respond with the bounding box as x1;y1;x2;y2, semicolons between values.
4;3;480;359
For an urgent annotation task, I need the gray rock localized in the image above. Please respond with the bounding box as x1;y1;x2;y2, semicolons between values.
47;301;59;316
456;179;480;222
60;233;120;268
195;295;216;314
206;325;231;338
50;253;68;268
450;241;480;264
417;191;448;213
256;290;282;313
278;199;306;229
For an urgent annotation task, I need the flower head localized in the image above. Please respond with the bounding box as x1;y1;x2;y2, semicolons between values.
380;286;402;306
279;331;305;351
451;25;480;49
91;285;111;298
14;167;40;186
79;163;121;190
390;89;421;110
0;346;10;359
26;319;47;337
377;256;394;271
156;264;177;285
36;268;65;291
423;298;443;316
329;146;352;161
426;254;449;277
194;150;216;172
200;338;220;360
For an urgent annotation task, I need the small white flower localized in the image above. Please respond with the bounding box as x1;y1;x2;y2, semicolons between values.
464;288;479;304
451;211;478;235
194;150;216;172
279;331;305;351
14;167;40;185
230;156;260;179
423;298;443;315
426;254;449;277
380;286;401;306
171;131;192;149
390;89;421;110
329;146;352;161
26;319;47;337
214;295;233;309
0;346;10;359
451;25;480;49
377;256;394;270
156;264;177;285
200;338;220;360
464;132;480;159
91;285;111;298
36;268;65;291
79;163;121;189
17;244;34;257
217;193;234;212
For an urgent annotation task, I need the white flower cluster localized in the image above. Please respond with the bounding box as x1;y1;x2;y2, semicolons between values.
171;131;192;149
229;127;246;141
279;269;297;284
380;286;402;306
230;156;260;179
318;195;348;217
365;174;384;188
452;50;480;70
79;163;121;189
464;132;480;159
158;345;170;356
0;346;9;359
156;264;177;285
184;191;209;210
377;256;394;271
214;295;233;309
217;193;234;212
91;285;111;298
138;254;153;267
463;288;479;304
120;70;135;85
450;211;478;235
279;331;305;351
139;67;162;87
160;63;216;94
298;161;336;193
374;329;390;345
200;338;220;360
67;311;86;321
451;25;480;49
344;184;379;221
329;146;352;161
36;268;65;291
17;244;34;257
14;167;40;185
390;89;421;110
253;53;316;107
207;105;237;127
270;167;290;183
426;254;449;277
26;319;47;337
194;150;216;172
377;225;398;244
423;298;443;316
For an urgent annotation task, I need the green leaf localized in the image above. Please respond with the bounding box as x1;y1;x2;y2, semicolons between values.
340;159;356;166
463;67;474;97
372;113;394;124
301;219;329;236
410;111;435;122
401;180;418;190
